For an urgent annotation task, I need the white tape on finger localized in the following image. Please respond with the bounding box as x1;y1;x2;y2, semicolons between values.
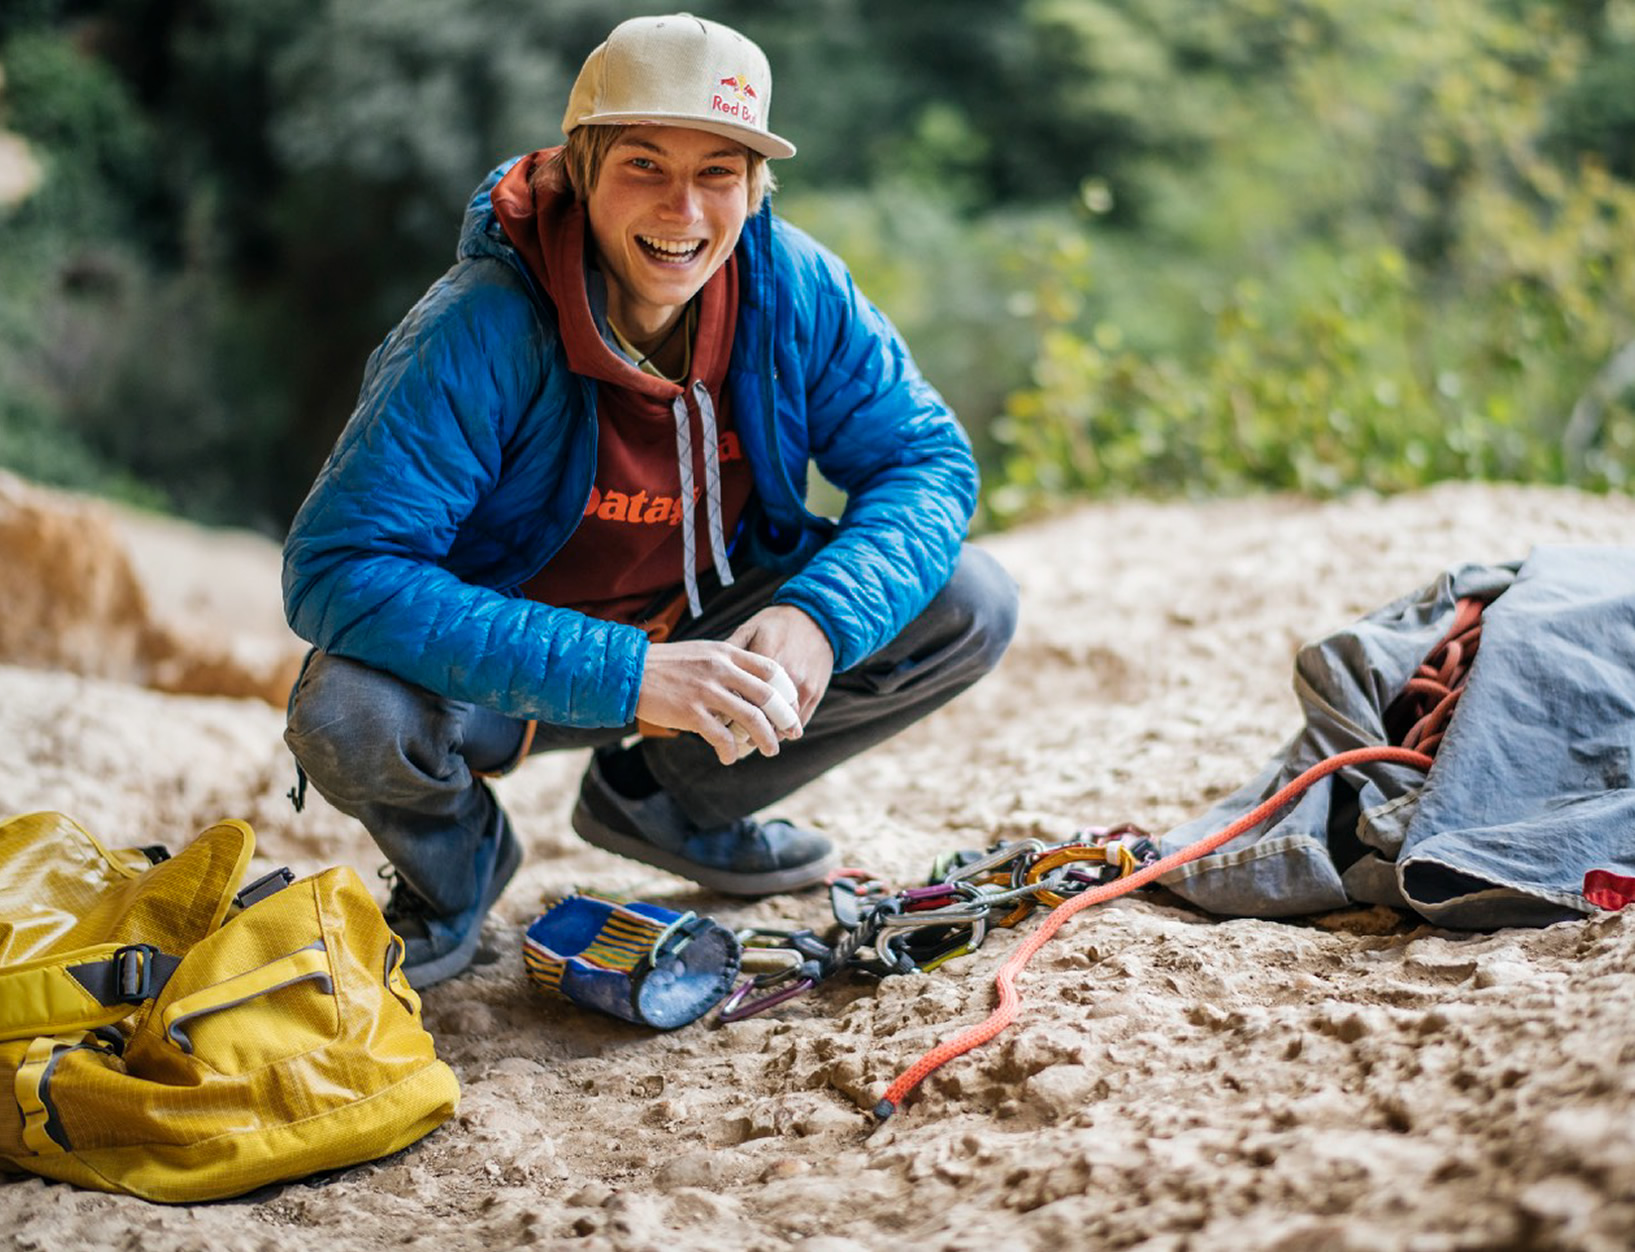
726;662;803;760
762;664;801;733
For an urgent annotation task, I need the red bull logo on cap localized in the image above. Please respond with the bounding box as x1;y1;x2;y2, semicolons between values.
713;73;760;124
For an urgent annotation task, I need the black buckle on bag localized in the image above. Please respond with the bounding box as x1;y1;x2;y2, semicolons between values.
234;866;296;911
113;944;159;1002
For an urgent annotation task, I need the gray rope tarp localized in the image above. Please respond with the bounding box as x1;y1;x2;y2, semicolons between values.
1157;546;1635;928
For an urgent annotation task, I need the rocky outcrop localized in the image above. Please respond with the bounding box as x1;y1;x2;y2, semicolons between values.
0;471;302;706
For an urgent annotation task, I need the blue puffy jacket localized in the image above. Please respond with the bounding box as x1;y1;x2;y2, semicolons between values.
282;160;978;728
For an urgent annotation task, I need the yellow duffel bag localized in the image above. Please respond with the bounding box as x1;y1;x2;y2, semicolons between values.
0;811;460;1203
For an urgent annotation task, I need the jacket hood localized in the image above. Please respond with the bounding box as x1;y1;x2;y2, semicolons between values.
488;149;674;396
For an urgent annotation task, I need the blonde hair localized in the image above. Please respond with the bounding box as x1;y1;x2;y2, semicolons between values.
534;124;776;212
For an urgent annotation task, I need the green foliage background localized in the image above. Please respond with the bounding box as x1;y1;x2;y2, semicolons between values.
1;0;1632;530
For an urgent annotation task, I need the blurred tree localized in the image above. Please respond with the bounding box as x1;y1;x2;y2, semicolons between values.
4;0;666;520
2;0;1633;528
991;0;1635;521
1547;37;1635;179
0;18;173;506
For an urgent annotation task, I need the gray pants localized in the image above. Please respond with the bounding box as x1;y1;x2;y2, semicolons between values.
284;546;1017;915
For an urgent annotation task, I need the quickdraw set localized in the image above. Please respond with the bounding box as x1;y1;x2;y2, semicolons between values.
524;828;1161;1031
717;825;1162;1023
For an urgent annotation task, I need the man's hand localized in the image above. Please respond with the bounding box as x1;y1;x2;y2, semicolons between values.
727;605;835;725
636;640;800;765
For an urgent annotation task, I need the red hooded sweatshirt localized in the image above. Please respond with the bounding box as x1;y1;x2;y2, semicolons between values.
490;149;753;629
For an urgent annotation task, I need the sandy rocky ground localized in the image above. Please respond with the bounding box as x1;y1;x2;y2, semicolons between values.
1;470;1633;1252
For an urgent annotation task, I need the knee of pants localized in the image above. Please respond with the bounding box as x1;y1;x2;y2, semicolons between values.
284;652;468;806
941;546;1021;675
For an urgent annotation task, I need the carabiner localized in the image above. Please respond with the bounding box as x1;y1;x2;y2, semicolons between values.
877;913;986;973
942;839;1045;887
901;883;963;911
739;946;805;978
716;975;816;1023
877;901;992;931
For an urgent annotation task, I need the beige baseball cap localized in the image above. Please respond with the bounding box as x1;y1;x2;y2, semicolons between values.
562;13;796;160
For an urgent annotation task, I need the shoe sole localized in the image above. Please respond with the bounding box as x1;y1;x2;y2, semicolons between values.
572;797;838;898
402;827;523;991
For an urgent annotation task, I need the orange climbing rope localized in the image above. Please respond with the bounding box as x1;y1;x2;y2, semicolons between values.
873;743;1436;1121
874;595;1495;1121
1386;594;1486;756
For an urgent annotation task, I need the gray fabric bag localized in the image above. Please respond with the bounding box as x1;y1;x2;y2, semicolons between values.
1158;546;1635;927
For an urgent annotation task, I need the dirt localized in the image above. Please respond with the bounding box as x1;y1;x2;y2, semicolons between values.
2;477;1632;1251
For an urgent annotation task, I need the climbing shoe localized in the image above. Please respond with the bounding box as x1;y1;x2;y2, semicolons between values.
572;750;837;896
383;822;522;990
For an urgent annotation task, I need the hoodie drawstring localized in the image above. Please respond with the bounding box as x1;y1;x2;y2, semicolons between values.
671;382;735;618
693;382;736;598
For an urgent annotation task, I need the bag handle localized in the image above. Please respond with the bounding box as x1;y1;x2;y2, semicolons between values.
15;1029;123;1154
0;817;264;1043
0;944;184;1042
160;941;333;1054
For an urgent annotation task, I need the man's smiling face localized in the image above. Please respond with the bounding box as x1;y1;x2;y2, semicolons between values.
585;125;751;348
